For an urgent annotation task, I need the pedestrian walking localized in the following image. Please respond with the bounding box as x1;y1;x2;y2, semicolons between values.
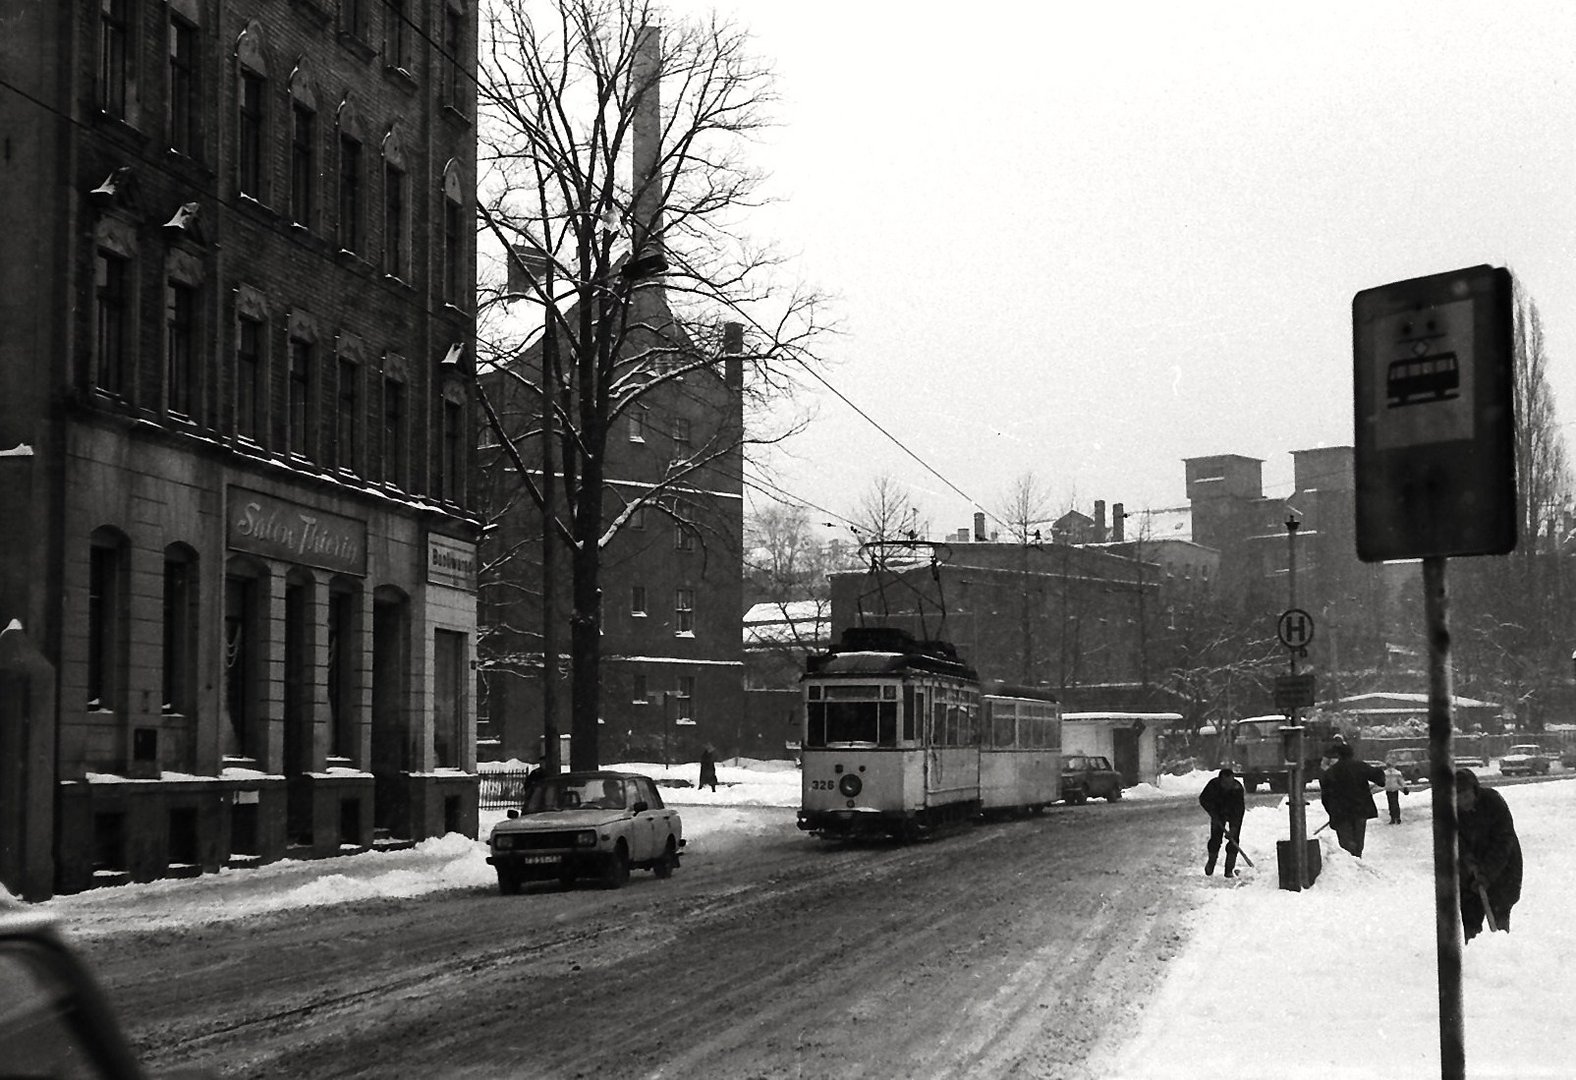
1384;763;1409;824
1319;743;1385;857
1455;768;1522;941
1197;766;1247;877
698;745;719;793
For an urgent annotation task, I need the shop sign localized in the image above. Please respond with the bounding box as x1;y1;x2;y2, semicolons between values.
227;487;367;575
428;533;476;590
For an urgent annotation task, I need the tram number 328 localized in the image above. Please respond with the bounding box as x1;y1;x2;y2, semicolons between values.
808;779;838;791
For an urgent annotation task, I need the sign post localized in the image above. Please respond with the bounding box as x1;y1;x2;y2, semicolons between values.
1354;265;1516;1080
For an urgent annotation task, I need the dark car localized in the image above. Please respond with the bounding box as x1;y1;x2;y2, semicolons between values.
486;770;684;893
0;910;172;1079
1061;754;1123;804
1384;747;1430;784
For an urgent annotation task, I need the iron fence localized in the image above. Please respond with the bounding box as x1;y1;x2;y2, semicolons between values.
478;769;536;809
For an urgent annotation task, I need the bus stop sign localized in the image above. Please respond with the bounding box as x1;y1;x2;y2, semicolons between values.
1353;265;1516;562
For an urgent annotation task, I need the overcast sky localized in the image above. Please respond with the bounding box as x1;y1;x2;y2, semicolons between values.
682;0;1576;539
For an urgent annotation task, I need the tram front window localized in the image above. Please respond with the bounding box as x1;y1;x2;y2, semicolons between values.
806;697;899;747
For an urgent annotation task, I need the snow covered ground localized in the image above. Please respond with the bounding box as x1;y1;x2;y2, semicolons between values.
13;759;1574;1077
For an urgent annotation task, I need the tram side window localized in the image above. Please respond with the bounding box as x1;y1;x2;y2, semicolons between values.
904;688;921;742
993;702;1015;748
878;701;897;745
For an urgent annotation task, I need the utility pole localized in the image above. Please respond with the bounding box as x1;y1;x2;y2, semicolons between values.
1285;514;1309;892
539;274;562;776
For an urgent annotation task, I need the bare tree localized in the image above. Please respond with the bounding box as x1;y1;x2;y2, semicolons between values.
474;0;829;768
996;471;1056;544
850;474;929;549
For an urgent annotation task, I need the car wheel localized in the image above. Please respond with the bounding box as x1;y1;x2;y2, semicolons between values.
1106;788;1122;802
653;838;678;879
497;869;521;896
602;843;630;889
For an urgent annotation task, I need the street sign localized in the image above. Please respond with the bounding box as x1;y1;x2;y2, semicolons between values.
1353;265;1516;562
1274;673;1316;710
1277;608;1315;651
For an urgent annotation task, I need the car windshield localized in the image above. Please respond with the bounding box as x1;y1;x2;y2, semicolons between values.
523;777;626;812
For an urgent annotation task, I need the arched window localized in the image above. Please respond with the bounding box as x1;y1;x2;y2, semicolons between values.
87;527;131;712
235;23;272;201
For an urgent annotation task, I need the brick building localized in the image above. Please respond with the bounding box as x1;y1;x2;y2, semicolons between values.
0;0;480;897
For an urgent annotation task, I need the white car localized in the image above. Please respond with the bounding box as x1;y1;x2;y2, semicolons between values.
486;771;684;894
1498;745;1552;777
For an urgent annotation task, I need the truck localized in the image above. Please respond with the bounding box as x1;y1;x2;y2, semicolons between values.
1229;714;1356;793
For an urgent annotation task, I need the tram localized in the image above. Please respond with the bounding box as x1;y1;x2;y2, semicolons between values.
796;626;1062;840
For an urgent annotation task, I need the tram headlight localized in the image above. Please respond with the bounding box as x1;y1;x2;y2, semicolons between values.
838;774;862;798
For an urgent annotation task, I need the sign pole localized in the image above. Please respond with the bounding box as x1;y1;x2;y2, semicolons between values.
1286;516;1307;891
1424;556;1465;1078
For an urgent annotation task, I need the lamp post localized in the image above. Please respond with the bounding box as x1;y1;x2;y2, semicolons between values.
1284;512;1309;892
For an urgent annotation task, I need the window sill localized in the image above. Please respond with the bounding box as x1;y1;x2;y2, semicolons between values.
384;65;418;93
338;31;377;62
441;104;471;129
674;631;695;639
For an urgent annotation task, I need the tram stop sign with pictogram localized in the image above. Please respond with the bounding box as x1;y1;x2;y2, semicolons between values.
1353;265;1516;562
1277;608;1315;651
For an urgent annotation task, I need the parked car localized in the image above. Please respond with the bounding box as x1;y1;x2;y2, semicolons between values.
1383;747;1430;784
486;770;684;894
1562;746;1576;770
0;909;176;1079
1061;754;1123;804
1498;744;1553;777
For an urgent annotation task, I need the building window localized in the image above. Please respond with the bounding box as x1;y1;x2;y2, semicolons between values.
674;503;695;551
633;673;648;703
385;0;410;72
383;163;406;278
238;71;266;198
236;316;263;440
672;416;691;450
168;15;199;155
88;533;127;711
383;377;405;486
442;6;464;109
442;194;463;305
334;359;359;472
628;409;645;442
99;0;130;118
629;504;646;530
290;105;316;227
674;589;695;635
94;250;129;396
338;136;362;252
674;675;695;723
631;586;646;615
162;547;197;715
442;399;463;501
165;280;196;417
327;584;358;760
288;337;312;457
223;573;259;761
341;0;366;39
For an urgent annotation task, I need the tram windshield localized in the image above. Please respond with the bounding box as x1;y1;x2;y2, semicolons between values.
804;683;899;747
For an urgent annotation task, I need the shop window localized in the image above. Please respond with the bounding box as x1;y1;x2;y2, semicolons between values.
161;545;198;716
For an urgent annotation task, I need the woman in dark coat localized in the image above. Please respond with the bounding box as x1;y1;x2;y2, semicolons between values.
1454;768;1522;940
698;745;718;792
1198;766;1247;877
1319;743;1386;857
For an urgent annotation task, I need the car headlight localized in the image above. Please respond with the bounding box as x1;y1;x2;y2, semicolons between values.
838;774;862;798
492;834;511;850
576;830;598;847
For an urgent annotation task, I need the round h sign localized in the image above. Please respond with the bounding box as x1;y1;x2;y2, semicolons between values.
1277;608;1315;650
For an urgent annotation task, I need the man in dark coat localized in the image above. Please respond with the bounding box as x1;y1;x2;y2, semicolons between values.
1198;766;1247;877
1455;768;1522;941
1319;743;1385;857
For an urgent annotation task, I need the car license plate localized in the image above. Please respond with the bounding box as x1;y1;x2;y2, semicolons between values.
522;855;560;865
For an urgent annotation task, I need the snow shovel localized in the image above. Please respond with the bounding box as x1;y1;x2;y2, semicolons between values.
1222;836;1255;869
1477;880;1499;933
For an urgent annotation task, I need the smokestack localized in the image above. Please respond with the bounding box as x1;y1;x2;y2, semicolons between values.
1094;500;1106;539
973;512;986;541
1113;502;1125;542
631;26;663;265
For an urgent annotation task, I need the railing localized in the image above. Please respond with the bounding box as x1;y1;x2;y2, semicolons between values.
477;769;536;809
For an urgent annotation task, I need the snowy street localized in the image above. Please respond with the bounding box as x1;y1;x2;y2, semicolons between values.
21;761;1576;1078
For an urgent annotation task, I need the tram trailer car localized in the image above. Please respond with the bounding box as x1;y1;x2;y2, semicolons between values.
797;627;1062;840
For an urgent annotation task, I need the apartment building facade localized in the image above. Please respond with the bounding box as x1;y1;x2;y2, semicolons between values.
0;0;480;897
